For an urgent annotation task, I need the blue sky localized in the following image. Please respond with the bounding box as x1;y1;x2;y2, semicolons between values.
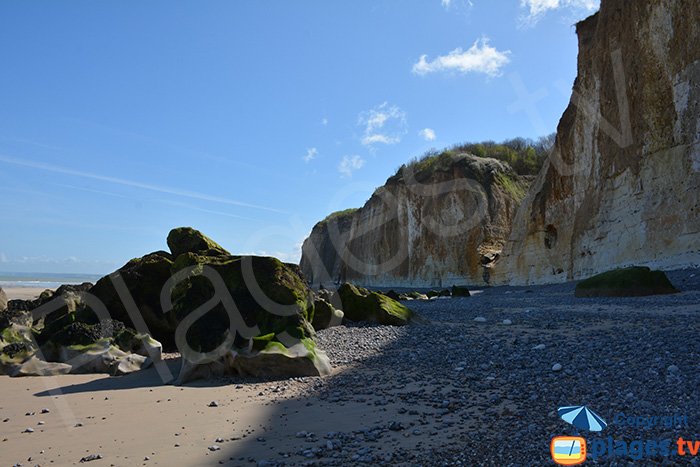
0;0;599;274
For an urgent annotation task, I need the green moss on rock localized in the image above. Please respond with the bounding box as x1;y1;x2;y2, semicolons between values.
575;266;679;297
338;283;413;326
167;227;229;257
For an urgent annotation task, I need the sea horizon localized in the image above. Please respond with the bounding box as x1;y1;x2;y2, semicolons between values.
0;271;105;289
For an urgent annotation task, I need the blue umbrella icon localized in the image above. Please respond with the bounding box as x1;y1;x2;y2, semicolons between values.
558;405;607;432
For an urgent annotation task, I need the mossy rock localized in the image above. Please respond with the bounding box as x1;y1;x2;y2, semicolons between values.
167;227;229;258
338;283;413;326
169;253;314;354
311;298;344;331
89;251;179;349
451;285;471;297
230;337;331;378
575;267;679;298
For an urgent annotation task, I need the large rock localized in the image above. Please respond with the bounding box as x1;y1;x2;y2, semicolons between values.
175;339;331;384
88;227;327;382
89;251;178;348
575;266;679;297
301;155;530;288
167;227;229;258
168;253;315;355
495;0;700;285
311;298;344;331
0;287;7;312
0;283;163;377
338;283;413;326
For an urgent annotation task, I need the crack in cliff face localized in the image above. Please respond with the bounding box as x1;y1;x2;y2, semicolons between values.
301;0;700;288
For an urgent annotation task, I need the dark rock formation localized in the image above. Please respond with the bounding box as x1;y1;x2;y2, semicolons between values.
337;283;413;326
574;266;679;297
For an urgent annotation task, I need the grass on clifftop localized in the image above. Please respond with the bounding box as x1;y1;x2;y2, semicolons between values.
397;134;555;177
318;208;359;226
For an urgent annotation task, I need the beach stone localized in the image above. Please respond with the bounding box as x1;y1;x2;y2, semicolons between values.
533;344;546;350
575;266;679;298
338;283;413;326
552;363;563;372
311;298;344;331
474;317;487;323
451;286;471;297
502;319;512;325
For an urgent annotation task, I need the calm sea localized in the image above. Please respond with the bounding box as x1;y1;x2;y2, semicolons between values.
0;272;104;289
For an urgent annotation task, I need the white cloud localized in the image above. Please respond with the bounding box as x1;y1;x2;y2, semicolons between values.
303;147;318;163
412;38;511;78
419;128;437;141
358;102;407;146
441;0;451;8
520;0;599;25
338;155;365;178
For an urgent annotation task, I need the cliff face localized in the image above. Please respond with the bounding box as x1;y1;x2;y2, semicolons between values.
300;155;530;288
494;0;700;285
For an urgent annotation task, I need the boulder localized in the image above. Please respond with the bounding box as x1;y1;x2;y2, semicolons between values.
89;251;178;348
311;298;344;331
451;285;471;297
167;227;229;258
169;253;315;355
0;287;6;312
338;283;413;326
575;267;679;298
405;291;429;301
175;338;331;384
383;290;401;301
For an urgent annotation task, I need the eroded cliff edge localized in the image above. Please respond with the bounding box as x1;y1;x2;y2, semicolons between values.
301;155;530;288
493;0;700;285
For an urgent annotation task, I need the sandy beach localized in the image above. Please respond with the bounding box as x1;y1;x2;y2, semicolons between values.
3;287;52;301
1;269;699;466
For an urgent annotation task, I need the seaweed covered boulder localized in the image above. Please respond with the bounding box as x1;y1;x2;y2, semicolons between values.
168;251;331;383
311;298;344;331
338;283;413;326
0;286;162;377
89;251;178;348
575;267;679;298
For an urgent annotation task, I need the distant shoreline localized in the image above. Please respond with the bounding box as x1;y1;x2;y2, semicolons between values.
2;286;53;301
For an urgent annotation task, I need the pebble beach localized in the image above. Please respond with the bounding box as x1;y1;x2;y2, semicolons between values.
1;269;699;466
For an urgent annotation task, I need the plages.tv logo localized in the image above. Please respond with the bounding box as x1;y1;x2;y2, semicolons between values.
551;405;607;465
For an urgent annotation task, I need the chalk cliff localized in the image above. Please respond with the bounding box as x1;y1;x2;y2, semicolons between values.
300;155;530;287
301;0;700;287
494;0;700;285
